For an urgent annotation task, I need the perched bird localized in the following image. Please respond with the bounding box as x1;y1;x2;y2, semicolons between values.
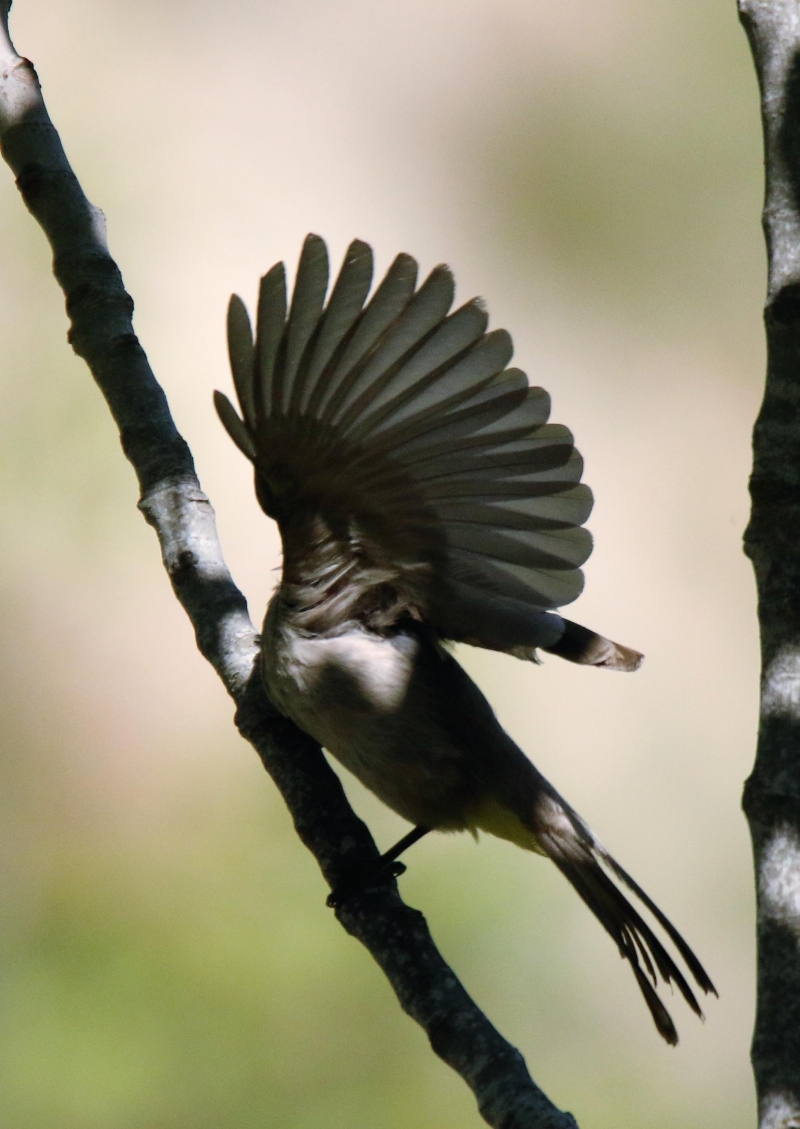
215;234;715;1044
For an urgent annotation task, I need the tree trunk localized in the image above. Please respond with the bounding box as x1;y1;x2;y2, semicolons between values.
741;3;800;1126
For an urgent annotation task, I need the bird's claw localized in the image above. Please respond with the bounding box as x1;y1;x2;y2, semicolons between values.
326;858;407;908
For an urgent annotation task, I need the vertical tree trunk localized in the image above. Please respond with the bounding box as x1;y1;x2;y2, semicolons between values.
741;3;800;1126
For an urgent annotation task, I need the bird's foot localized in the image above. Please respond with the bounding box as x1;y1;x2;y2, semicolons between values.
326;826;429;908
326;858;407;908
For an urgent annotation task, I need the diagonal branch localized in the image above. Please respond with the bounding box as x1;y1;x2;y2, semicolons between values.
0;5;577;1126
740;2;800;1127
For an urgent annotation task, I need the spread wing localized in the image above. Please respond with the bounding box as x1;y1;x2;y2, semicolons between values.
215;234;641;669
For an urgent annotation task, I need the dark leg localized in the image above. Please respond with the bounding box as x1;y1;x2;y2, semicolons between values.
326;826;430;908
380;824;430;866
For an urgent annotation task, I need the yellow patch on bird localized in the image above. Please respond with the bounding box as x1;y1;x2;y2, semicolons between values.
469;799;546;855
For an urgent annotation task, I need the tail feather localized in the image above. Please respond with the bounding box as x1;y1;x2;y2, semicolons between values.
629;954;680;1046
534;792;715;1044
601;851;717;996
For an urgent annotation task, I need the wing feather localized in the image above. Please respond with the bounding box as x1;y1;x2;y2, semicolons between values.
226;296;256;428
432;486;594;529
315;253;419;422
344;299;489;442
294;239;373;417
213;390;257;461
366;328;513;442
331;264;456;430
215;235;629;660
255;263;287;427
277;234;329;416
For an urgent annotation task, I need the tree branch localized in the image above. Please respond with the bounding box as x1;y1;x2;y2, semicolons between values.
0;5;578;1126
740;3;800;1127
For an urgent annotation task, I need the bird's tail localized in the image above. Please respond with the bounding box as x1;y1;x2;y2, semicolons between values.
528;788;716;1044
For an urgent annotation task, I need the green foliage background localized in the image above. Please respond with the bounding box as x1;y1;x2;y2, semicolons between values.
0;1;761;1125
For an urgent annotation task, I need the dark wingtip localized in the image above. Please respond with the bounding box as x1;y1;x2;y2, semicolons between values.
259;260;287;289
213;389;257;461
604;642;644;672
345;237;373;258
543;619;643;671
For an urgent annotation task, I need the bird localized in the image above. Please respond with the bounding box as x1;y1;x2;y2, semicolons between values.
215;233;716;1045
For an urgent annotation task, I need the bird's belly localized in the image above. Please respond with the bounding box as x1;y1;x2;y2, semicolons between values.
262;623;476;829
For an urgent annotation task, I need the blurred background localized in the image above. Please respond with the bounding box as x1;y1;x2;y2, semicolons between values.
0;1;763;1126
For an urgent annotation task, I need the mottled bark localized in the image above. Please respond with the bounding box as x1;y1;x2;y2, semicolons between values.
0;3;577;1126
741;3;800;1127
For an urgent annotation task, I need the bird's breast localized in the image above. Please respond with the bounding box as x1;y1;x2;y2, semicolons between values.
262;605;418;747
293;630;416;715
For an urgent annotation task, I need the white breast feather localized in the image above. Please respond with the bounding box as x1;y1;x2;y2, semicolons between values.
290;630;414;713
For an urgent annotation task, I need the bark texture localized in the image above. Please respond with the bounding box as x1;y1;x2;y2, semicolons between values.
741;3;800;1127
0;4;577;1126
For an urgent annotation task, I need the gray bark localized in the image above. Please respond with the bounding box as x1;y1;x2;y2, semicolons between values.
741;3;800;1127
0;3;577;1126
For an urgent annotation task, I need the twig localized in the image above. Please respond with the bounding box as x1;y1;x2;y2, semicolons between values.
0;4;578;1126
740;2;800;1127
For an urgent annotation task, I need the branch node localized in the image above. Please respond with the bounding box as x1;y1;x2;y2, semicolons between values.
767;283;800;325
171;548;198;575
